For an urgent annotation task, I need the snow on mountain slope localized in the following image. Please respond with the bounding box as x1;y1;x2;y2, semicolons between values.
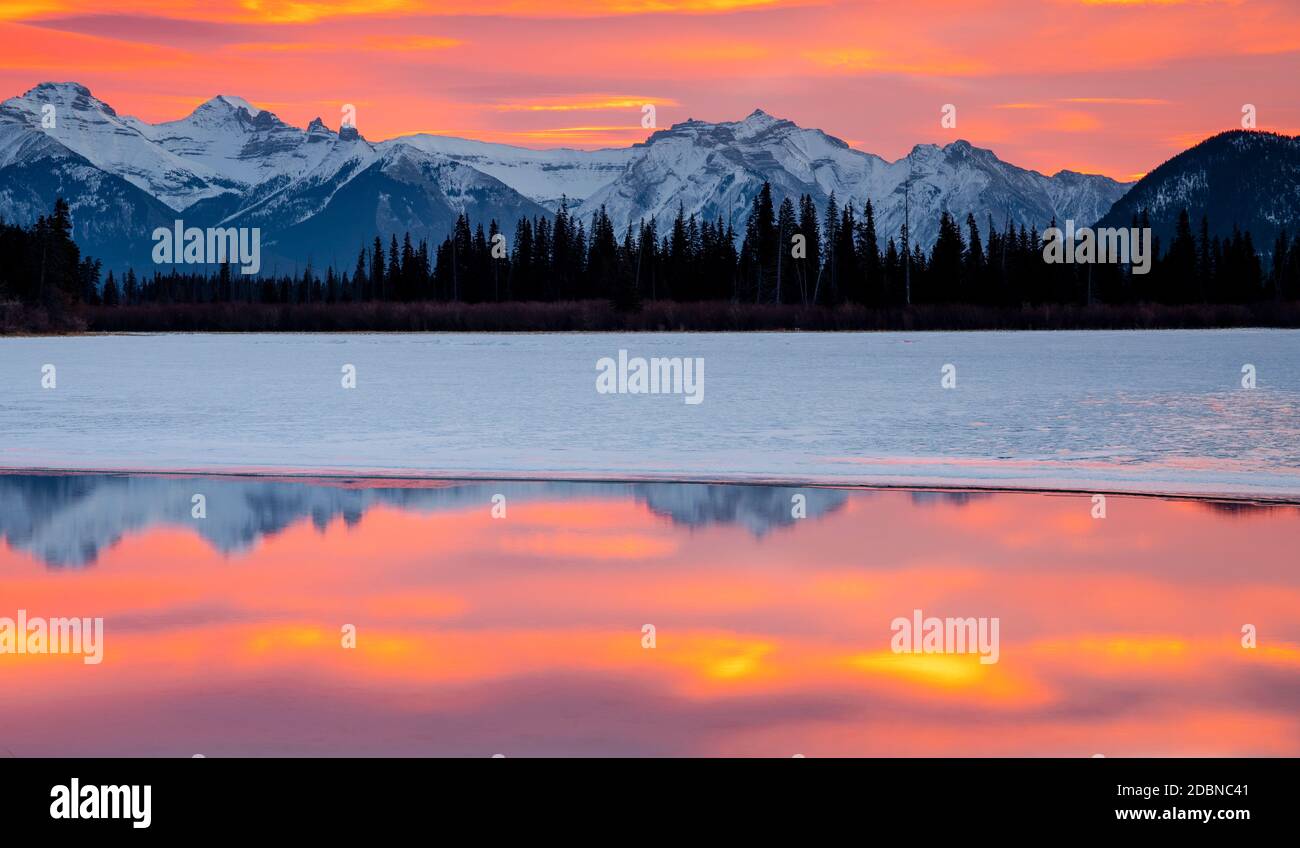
1097;130;1300;251
384;134;634;208
574;110;1130;248
0;83;551;271
867;139;1131;248
219;131;551;270
1;82;236;209
221;124;380;230
575;110;884;233
2;85;342;211
131;95;336;191
0;82;1134;271
0;113;177;269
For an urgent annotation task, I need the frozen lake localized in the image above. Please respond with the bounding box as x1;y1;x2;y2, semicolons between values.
2;330;1298;499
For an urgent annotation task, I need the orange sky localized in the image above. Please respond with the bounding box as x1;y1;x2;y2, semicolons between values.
1;2;1298;184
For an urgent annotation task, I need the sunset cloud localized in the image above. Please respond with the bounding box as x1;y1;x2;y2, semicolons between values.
1061;97;1171;105
493;96;680;112
228;34;460;52
1;0;1296;178
4;0;809;24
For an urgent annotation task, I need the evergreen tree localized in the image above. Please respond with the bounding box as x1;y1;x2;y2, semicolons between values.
371;236;385;301
927;211;964;302
858;199;883;305
796;194;821;306
775;196;797;304
1166;209;1198;304
353;248;368;302
963;213;985;302
834;202;859;305
820;191;840;306
102;270;120;306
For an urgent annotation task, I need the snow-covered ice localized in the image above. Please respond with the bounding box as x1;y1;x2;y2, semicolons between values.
2;330;1297;500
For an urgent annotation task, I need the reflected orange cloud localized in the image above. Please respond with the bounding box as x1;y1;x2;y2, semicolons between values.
3;481;1299;755
499;531;679;559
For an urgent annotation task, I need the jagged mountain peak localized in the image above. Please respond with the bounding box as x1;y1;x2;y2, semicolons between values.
736;107;785;131
25;80;89;93
906;142;945;161
644;108;841;149
306;116;338;141
201;94;261;116
942;139;980;157
19;81;104;110
174;95;286;133
9;81;116;120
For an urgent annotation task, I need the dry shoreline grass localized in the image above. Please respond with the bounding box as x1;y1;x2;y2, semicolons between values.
4;299;1300;334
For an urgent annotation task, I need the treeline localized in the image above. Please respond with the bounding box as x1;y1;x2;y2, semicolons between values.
0;198;105;308
74;300;1300;334
4;193;1300;318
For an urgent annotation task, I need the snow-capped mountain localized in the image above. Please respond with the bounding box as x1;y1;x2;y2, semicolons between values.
0;109;177;270
1;82;1133;273
575;109;885;234
1096;130;1300;252
0;82;551;271
222;137;554;272
125;94;337;192
386;134;634;209
1;82;237;209
574;109;1130;248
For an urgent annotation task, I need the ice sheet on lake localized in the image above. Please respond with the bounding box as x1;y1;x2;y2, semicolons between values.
2;330;1298;500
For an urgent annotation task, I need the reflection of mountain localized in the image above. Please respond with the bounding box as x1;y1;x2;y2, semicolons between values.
1197;500;1300;519
636;483;846;537
907;490;992;508
0;474;848;567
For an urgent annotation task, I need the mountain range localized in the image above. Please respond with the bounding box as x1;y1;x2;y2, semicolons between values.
0;83;550;271
2;81;1291;276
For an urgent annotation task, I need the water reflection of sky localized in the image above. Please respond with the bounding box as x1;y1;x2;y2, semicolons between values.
2;474;1298;757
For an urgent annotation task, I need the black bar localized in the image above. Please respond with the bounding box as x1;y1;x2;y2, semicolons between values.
3;757;1287;835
